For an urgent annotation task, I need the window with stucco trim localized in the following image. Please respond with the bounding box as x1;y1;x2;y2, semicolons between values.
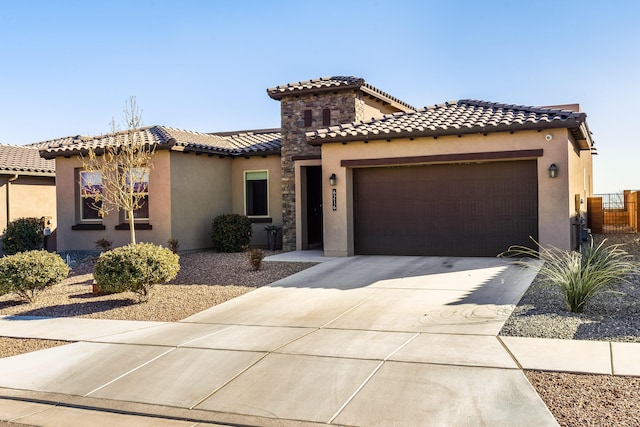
245;170;268;217
123;168;150;221
79;170;103;221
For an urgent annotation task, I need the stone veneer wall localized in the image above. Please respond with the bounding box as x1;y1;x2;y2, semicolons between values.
279;90;364;251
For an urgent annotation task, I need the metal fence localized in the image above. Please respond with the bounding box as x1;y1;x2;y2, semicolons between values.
589;192;639;234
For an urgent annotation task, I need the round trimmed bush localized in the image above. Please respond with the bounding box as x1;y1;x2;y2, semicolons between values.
93;243;180;302
0;250;69;303
3;217;44;255
210;214;252;252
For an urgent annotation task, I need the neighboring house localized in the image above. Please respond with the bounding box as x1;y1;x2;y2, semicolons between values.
38;76;596;256
0;144;57;251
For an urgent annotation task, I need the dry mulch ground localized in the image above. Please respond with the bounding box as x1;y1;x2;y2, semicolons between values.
526;371;640;427
2;242;640;425
0;250;315;322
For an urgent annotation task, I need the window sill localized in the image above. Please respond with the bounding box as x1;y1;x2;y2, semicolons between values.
72;224;106;231
115;223;152;230
249;217;272;223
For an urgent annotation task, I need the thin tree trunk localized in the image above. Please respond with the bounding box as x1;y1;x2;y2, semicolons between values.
129;209;136;244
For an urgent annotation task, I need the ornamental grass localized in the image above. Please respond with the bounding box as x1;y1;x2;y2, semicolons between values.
503;239;639;313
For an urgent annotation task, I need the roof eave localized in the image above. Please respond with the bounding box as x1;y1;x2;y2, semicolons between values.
359;85;416;112
0;169;55;177
39;140;173;160
170;144;232;156
307;120;587;146
236;148;281;157
39;148;85;160
572;121;595;150
267;83;362;100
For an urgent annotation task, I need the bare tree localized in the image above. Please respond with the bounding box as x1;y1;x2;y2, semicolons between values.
81;97;154;244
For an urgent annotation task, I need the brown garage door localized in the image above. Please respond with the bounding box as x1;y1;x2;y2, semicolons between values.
353;160;538;256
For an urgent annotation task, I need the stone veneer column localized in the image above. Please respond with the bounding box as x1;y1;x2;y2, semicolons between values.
279;90;361;251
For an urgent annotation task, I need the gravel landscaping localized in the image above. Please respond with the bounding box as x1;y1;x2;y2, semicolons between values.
500;234;640;342
0;250;316;357
501;234;640;426
1;238;640;426
0;250;316;322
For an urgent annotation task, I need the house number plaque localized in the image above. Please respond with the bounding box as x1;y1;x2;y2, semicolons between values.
332;189;337;211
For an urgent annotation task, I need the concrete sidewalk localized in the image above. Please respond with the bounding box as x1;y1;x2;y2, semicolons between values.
1;255;636;426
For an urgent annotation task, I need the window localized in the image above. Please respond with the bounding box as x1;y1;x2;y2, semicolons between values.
79;171;102;221
124;168;150;221
304;109;312;127
322;108;331;126
245;171;268;216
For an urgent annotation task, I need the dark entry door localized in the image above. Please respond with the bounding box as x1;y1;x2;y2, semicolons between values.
353;160;538;256
306;166;323;248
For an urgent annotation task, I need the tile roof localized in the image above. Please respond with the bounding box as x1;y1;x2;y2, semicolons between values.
207;128;281;155
0;145;55;175
39;126;281;159
267;76;416;111
306;99;594;148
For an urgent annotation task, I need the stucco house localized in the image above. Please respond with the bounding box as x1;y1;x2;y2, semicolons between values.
0;145;57;252
38;76;595;257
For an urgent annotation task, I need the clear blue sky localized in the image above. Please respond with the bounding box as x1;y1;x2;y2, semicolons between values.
1;0;638;193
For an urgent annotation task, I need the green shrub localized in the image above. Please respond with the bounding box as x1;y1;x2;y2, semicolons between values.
210;214;252;252
2;217;44;255
503;238;639;313
93;243;180;302
0;280;10;297
0;250;69;303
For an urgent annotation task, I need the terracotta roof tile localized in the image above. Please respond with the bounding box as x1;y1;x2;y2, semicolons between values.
267;76;365;97
267;76;415;111
208;129;281;155
39;126;281;159
306;99;592;147
0;145;55;174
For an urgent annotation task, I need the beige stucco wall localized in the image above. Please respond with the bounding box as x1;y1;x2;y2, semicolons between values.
231;155;283;247
169;151;233;251
55;152;173;251
567;134;595;245
54;156;79;251
321;128;592;256
0;174;57;251
54;150;283;253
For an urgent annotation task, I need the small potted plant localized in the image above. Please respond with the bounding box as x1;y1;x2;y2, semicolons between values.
264;225;281;250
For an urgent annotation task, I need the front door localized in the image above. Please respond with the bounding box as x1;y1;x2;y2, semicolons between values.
305;166;323;249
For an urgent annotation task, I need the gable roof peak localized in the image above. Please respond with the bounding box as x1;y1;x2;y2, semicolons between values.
267;75;416;111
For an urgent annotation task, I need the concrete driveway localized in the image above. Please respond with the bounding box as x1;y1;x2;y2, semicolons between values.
0;255;557;426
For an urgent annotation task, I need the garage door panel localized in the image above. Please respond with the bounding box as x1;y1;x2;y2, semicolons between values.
353;161;538;257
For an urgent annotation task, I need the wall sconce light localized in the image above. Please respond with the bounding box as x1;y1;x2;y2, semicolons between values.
548;164;558;178
329;173;337;186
